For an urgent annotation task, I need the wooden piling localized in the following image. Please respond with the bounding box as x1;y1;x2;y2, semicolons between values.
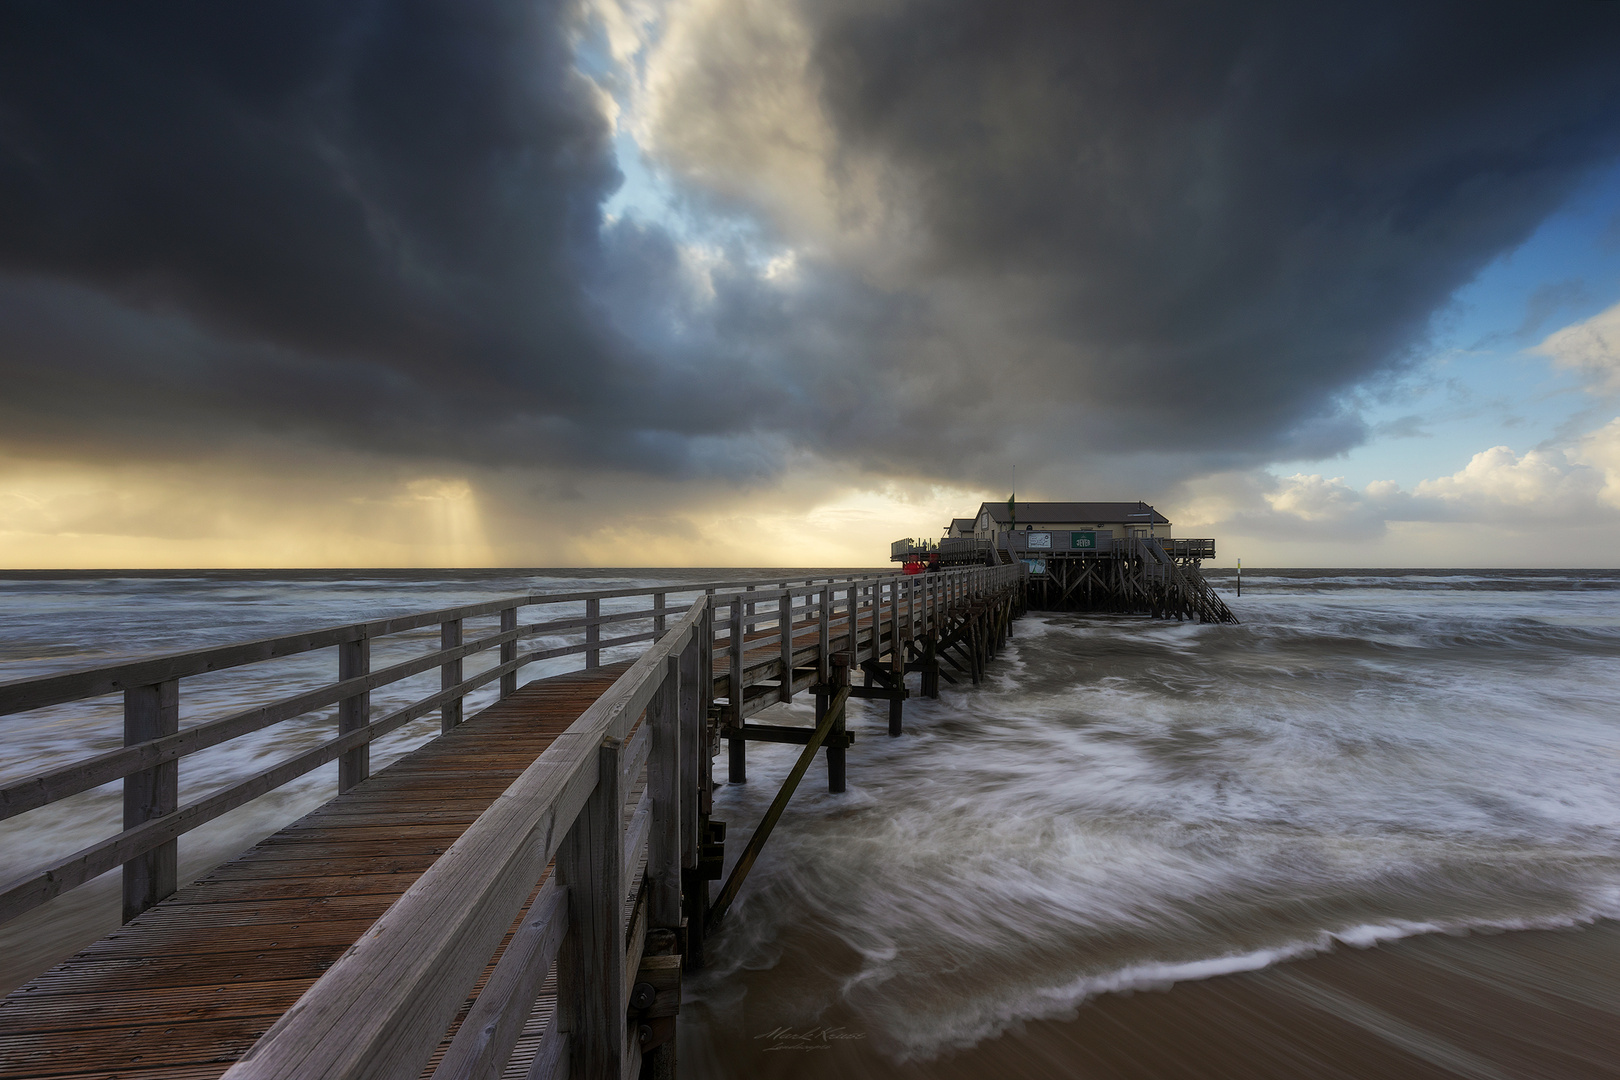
923;635;940;698
827;654;850;793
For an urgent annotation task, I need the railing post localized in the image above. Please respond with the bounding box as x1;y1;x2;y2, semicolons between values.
871;582;881;662
585;598;601;670
653;592;666;640
817;585;831;682
777;589;793;703
888;581;904;737
500;606;518;699
872;581;883;663
907;575;915;641
846;583;858;659
889;579;900;663
556;737;627;1079
926;569;939;637
440;618;463;733
122;679;178;923
689;601;716;968
650;654;682;931
338;635;370;793
679;619;704;874
728;599;745;783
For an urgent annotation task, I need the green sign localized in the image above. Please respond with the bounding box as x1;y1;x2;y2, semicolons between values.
1070;531;1096;550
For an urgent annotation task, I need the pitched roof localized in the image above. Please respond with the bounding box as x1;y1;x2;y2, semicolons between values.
948;517;976;532
979;501;1170;525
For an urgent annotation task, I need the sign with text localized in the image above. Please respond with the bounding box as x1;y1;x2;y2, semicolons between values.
1027;532;1052;549
1070;531;1096;549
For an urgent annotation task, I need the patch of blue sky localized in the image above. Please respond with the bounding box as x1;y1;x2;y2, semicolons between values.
601;129;785;273
577;6;787;273
601;129;677;232
572;15;617;84
1271;158;1620;490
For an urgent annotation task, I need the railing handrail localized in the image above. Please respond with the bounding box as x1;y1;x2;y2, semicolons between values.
0;566;1021;718
0;572;895;716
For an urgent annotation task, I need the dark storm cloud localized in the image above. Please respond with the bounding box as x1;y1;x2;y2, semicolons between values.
1;2;596;358
802;0;1620;461
0;0;781;473
3;0;1620;487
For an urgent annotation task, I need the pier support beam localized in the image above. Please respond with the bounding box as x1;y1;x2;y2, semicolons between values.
888;655;904;737
887;611;905;736
825;654;849;793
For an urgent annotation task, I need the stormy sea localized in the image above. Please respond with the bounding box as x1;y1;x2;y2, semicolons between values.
3;568;1619;1076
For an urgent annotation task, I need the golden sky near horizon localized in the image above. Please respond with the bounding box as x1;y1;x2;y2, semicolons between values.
7;440;1620;569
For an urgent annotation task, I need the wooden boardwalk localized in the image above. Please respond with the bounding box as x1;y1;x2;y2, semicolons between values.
0;665;630;1080
0;566;1027;1080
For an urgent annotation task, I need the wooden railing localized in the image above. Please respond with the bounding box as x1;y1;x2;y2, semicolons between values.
708;563;1026;725
0;563;1027;1079
0;566;1025;928
0;575;774;922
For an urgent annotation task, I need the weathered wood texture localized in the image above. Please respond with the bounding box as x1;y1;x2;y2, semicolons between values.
0;665;627;1080
122;679;179;924
555;741;626;1080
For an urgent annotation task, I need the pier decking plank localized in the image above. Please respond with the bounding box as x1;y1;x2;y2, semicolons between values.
0;664;632;1080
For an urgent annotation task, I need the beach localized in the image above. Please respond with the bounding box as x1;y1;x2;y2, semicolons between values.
681;918;1620;1078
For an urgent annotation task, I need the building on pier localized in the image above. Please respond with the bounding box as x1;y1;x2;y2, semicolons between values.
893;499;1236;622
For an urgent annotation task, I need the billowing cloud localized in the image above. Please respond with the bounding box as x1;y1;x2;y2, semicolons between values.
1183;418;1620;554
1536;300;1620;393
0;0;783;476
633;1;1620;472
1414;443;1611;515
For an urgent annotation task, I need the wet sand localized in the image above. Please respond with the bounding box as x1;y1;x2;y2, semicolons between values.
680;920;1620;1079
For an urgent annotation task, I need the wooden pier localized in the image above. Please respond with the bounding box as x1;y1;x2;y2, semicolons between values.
0;565;1026;1079
1012;535;1237;623
895;501;1237;623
